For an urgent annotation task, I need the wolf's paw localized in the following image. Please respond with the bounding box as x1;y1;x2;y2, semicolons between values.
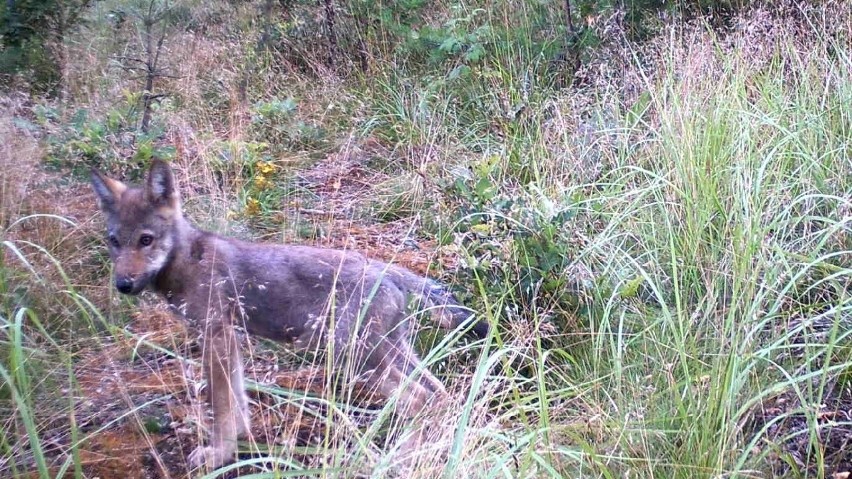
188;444;233;471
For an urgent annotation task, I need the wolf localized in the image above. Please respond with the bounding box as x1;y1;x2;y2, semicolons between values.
90;160;487;470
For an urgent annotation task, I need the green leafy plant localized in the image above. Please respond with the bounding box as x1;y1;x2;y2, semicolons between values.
250;97;326;151
442;156;590;326
43;97;174;179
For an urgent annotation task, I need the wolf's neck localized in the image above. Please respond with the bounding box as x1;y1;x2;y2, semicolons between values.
152;216;203;295
173;215;198;245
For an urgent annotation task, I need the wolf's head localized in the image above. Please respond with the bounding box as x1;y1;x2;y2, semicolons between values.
91;160;182;295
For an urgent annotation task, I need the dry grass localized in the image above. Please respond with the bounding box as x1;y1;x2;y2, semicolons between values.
1;1;851;478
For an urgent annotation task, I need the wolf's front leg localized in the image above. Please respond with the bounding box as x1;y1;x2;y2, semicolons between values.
190;321;251;470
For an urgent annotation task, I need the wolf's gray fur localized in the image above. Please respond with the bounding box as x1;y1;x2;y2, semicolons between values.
90;160;486;469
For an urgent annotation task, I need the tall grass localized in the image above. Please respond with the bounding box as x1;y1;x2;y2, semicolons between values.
1;1;850;478
565;12;852;475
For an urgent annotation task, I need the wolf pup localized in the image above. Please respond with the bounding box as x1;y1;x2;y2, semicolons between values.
90;160;487;469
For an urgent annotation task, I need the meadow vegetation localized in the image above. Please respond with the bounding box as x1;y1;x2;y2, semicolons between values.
0;0;850;477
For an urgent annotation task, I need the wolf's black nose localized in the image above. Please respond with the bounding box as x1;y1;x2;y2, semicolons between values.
115;277;134;294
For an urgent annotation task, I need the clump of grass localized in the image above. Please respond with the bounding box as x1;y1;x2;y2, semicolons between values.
558;5;852;476
1;1;851;478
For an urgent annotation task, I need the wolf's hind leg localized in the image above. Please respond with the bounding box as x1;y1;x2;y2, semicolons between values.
376;363;449;467
393;339;448;397
189;321;250;470
373;326;452;466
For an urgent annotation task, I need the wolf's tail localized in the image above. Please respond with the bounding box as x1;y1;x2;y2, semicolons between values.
395;267;489;338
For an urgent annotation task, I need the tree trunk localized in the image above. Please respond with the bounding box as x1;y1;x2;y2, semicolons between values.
322;0;338;69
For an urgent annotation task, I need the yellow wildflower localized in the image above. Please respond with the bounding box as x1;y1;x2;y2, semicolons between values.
256;160;276;175
253;175;270;190
245;197;261;216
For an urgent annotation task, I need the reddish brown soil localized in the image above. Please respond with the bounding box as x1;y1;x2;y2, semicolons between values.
747;384;852;477
2;128;444;477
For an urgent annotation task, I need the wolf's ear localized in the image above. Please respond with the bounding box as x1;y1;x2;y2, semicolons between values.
91;169;127;213
145;160;180;207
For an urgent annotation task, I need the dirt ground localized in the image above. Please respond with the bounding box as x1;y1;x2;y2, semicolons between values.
3;97;851;477
747;380;852;477
1;111;453;477
58;309;385;479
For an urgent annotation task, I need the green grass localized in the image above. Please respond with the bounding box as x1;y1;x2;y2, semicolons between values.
1;1;851;478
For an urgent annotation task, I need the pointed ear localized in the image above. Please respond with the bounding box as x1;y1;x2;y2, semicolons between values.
91;168;127;213
145;160;180;207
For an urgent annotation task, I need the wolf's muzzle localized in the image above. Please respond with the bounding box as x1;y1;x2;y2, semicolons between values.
115;277;135;294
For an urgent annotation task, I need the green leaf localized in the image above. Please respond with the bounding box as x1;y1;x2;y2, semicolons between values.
465;44;485;63
448;64;471;80
474;176;495;201
439;36;461;54
619;276;644;299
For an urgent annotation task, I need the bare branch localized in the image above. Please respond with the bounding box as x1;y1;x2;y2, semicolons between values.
565;0;575;34
118;65;149;73
112;55;147;64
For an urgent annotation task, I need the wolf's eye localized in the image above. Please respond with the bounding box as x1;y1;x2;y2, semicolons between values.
139;234;154;247
108;235;120;248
